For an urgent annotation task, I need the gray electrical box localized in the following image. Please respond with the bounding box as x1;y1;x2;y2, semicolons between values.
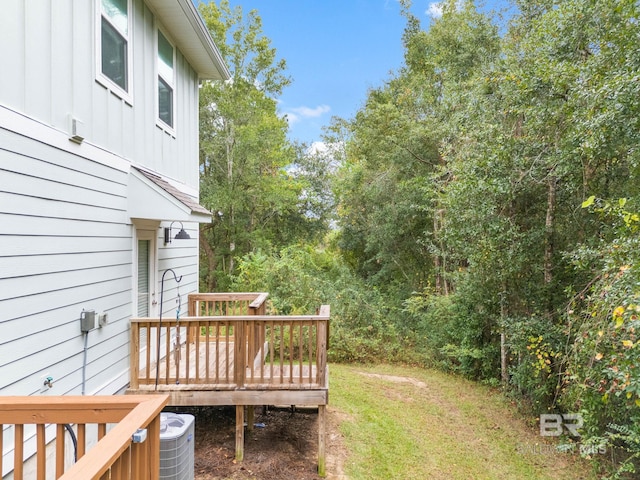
80;310;96;332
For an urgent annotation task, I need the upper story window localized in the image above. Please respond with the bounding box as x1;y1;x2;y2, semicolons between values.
157;30;175;129
99;0;131;99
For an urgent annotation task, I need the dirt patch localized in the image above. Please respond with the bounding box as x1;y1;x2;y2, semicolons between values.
164;406;347;480
356;372;427;389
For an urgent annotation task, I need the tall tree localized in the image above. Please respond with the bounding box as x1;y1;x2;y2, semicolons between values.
198;1;313;291
438;0;640;392
333;0;500;297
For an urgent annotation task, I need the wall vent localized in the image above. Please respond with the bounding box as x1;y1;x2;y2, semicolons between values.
69;116;85;143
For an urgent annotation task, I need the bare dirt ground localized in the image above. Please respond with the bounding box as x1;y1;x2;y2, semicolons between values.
166;405;347;480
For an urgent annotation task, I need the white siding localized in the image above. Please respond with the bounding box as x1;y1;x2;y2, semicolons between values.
0;129;131;396
0;0;212;474
0;124;200;398
0;0;202;191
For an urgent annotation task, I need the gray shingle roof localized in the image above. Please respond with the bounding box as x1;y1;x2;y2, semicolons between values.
133;167;211;217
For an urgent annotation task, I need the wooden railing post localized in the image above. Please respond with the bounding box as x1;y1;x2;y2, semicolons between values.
188;295;197;343
316;306;330;387
130;323;140;390
147;411;161;480
234;320;246;388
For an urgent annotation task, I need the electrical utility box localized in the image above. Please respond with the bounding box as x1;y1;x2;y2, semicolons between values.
159;412;195;480
80;310;96;332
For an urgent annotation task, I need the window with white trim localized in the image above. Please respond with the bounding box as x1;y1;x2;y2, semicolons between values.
157;30;175;129
98;0;131;97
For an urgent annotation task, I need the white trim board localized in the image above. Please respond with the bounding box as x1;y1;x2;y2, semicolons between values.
0;105;130;173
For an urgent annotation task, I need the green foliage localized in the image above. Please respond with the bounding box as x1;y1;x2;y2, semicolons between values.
197;2;333;291
504;316;564;410
560;200;640;476
197;1;640;474
232;244;405;364
403;286;499;377
330;3;640;476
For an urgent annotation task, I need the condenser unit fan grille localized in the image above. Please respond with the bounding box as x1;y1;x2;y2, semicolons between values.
159;412;195;480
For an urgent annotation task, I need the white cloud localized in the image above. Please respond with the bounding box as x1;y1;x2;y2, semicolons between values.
426;1;463;19
308;141;329;155
427;2;444;18
305;141;345;163
284;104;331;125
285;112;300;124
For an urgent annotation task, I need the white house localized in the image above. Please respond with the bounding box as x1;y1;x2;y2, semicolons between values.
0;0;228;414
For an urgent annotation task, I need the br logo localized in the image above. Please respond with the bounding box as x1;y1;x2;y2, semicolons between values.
539;413;583;437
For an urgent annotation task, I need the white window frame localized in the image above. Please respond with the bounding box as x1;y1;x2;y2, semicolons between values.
156;26;176;135
96;0;133;104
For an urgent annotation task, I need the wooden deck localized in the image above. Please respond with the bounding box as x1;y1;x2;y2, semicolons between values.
126;293;330;475
3;294;330;479
141;341;320;388
0;395;168;480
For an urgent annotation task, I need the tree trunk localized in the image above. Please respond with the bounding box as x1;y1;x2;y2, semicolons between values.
226;122;236;276
500;284;509;384
433;208;446;295
544;174;557;317
199;230;218;292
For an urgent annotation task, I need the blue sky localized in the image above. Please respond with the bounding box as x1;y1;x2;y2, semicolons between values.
218;1;511;145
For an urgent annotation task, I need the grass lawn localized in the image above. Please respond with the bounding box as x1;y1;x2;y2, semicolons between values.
329;363;599;480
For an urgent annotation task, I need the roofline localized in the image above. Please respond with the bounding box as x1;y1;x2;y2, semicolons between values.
146;0;231;81
181;0;231;80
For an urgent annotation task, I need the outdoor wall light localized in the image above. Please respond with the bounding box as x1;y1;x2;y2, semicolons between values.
164;221;191;245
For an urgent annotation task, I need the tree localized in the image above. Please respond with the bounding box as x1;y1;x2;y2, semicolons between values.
198;1;324;291
333;0;501;342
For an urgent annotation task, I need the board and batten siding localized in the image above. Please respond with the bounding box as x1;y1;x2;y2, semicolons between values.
0;0;202;191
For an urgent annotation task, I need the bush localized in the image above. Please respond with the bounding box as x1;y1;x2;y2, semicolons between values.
403;284;501;379
559;200;640;477
231;244;405;364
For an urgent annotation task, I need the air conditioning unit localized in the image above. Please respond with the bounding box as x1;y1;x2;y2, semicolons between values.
159;412;195;480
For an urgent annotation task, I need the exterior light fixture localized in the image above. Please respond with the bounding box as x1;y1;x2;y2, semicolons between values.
164;221;191;245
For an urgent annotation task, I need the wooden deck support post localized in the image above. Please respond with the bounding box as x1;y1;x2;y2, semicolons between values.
236;405;244;462
318;405;326;477
247;406;255;432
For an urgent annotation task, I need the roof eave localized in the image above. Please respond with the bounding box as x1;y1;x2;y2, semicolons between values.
146;0;231;81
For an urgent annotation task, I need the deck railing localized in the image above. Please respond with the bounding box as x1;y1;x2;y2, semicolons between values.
130;293;329;391
0;394;168;480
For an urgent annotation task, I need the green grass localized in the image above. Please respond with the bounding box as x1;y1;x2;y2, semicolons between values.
329;363;598;480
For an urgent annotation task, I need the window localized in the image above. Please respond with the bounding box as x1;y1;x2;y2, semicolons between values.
99;0;130;96
157;30;175;128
